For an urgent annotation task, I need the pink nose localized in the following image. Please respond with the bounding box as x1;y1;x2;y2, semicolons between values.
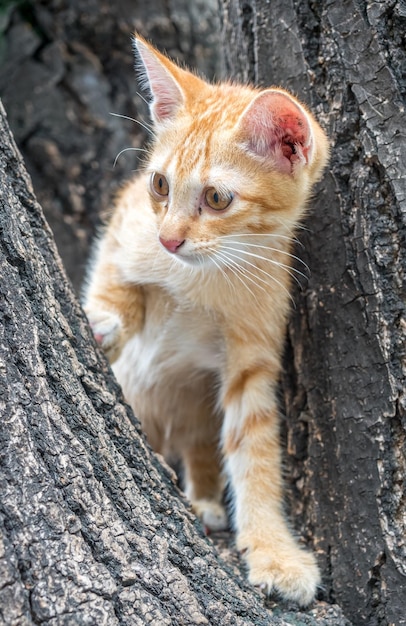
159;237;185;253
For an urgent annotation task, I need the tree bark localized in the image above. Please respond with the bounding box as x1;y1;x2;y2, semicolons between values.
2;0;404;624
220;1;406;625
0;103;352;625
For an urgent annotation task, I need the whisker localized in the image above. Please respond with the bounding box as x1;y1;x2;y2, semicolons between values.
214;249;267;304
226;249;303;289
219;241;310;273
109;111;156;138
212;248;259;299
219;248;296;307
206;249;235;293
219;232;302;246
290;222;311;233
220;244;309;283
273;217;311;234
113;146;149;168
136;90;150;106
196;252;206;275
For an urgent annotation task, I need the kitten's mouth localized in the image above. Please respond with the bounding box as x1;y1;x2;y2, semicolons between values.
158;240;197;264
158;235;220;271
175;250;207;267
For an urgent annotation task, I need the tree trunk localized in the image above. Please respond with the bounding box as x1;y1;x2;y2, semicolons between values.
0;103;352;625
220;1;406;625
2;0;404;624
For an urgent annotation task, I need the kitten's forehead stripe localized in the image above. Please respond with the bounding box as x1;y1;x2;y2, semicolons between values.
171;93;245;184
175;131;208;178
158;88;253;189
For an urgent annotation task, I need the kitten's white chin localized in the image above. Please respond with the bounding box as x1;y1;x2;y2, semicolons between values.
169;247;212;268
173;253;207;267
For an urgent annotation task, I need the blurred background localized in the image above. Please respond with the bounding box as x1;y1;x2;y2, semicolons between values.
0;0;223;292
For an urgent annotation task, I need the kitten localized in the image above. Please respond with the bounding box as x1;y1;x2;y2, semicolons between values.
84;36;329;606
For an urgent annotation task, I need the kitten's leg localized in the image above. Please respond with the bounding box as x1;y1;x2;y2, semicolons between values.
84;264;145;363
221;362;320;606
183;440;227;532
174;378;227;532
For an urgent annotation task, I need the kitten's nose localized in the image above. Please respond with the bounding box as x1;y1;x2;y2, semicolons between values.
159;237;185;253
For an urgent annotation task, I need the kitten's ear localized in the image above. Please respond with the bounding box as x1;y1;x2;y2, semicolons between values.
133;36;184;125
238;89;315;174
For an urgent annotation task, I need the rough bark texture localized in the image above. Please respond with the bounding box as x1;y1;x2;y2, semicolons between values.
221;1;405;625
1;0;404;625
0;104;352;625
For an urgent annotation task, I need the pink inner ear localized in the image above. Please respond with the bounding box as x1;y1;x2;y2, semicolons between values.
135;39;184;123
241;91;313;173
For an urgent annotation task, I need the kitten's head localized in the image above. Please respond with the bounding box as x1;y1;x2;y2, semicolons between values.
133;36;329;267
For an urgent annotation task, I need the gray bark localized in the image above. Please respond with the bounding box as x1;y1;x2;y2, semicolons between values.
0;104;351;625
2;0;404;624
220;1;406;625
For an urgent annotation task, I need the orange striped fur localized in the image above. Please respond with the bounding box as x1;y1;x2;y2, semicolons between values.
84;36;329;606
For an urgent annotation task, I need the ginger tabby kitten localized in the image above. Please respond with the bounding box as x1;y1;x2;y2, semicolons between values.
84;36;329;606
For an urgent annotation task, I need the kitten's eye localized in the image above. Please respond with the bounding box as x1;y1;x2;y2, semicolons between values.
151;172;169;197
205;187;233;211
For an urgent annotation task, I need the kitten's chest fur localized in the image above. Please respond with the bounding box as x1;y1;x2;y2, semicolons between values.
113;283;224;452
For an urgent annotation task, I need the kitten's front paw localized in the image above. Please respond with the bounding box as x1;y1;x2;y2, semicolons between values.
240;539;320;607
191;499;228;532
85;308;124;363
